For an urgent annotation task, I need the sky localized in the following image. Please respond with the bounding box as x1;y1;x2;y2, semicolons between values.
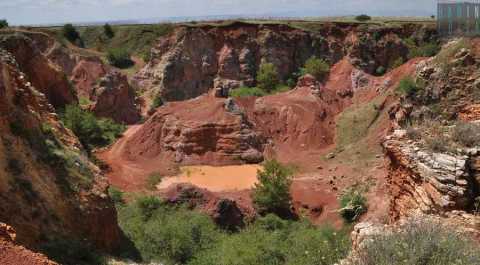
1;0;437;25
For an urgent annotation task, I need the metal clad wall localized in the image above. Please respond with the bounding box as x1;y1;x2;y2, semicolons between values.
438;1;480;35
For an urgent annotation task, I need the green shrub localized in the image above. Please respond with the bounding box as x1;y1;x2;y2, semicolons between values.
229;86;267;97
118;197;350;265
106;48;134;68
151;93;164;109
390;57;404;69
103;23;114;38
257;62;280;92
146;172;163;191
452;122;480;148
118;197;219;264
190;215;350;265
300;56;330;81
0;19;8;29
135;196;163;219
355;219;480;265
63;24;81;43
408;41;441;59
339;185;367;223
375;66;386;76
61;104;125;153
252;159;293;218
108;186;124;205
355;15;372;22
396;77;422;97
40;237;106;265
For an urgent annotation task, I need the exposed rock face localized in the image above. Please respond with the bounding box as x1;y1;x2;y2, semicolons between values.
91;71;141;124
71;57;109;98
0;223;59;265
0;49;121;252
383;130;479;221
0;33;76;109
164;184;247;231
115;94;264;165
134;22;435;106
237;82;345;157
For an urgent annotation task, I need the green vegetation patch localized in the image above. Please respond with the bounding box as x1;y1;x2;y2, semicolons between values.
252;159;294;218
117;196;350;265
61;104;125;153
106;47;134;68
257;62;280;92
335;93;387;149
396;77;424;97
339;184;368;223
146;172;163;191
79;24;174;60
300;56;330;82
355;219;480;265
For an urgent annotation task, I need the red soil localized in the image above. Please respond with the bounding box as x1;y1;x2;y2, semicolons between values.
99;57;425;225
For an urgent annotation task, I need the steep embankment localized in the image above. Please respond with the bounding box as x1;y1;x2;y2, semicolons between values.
0;48;121;253
378;38;480;236
134;21;435;108
0;223;58;265
0;29;141;124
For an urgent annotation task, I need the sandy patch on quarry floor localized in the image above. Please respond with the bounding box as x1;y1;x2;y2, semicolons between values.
158;165;262;192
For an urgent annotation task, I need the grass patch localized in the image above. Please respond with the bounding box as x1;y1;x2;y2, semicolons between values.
78;24;173;60
339;184;368;223
396;77;424;97
433;38;471;78
335;93;387;149
229;85;290;98
109;186;125;205
355;218;480;265
146;172;163;191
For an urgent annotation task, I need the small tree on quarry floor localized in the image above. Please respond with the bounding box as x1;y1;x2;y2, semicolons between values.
252;159;294;218
257;62;280;93
300;56;330;82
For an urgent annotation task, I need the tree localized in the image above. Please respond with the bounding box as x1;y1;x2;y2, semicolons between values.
104;23;114;38
62;24;80;43
300;56;330;81
256;62;279;92
61;104;125;153
355;14;372;22
252;159;293;218
106;48;134;68
0;19;8;29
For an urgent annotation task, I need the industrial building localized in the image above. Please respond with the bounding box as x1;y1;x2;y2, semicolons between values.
438;0;480;35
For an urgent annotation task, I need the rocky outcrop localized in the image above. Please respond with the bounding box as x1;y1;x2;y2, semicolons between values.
237;78;345;156
71;57;109;98
134;22;435;106
91;71;141;124
383;130;479;221
0;33;76;109
0;223;59;265
114;94;264;165
164;184;247;231
0;49;121;252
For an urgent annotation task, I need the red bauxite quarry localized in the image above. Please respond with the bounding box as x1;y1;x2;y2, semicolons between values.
3;16;480;264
